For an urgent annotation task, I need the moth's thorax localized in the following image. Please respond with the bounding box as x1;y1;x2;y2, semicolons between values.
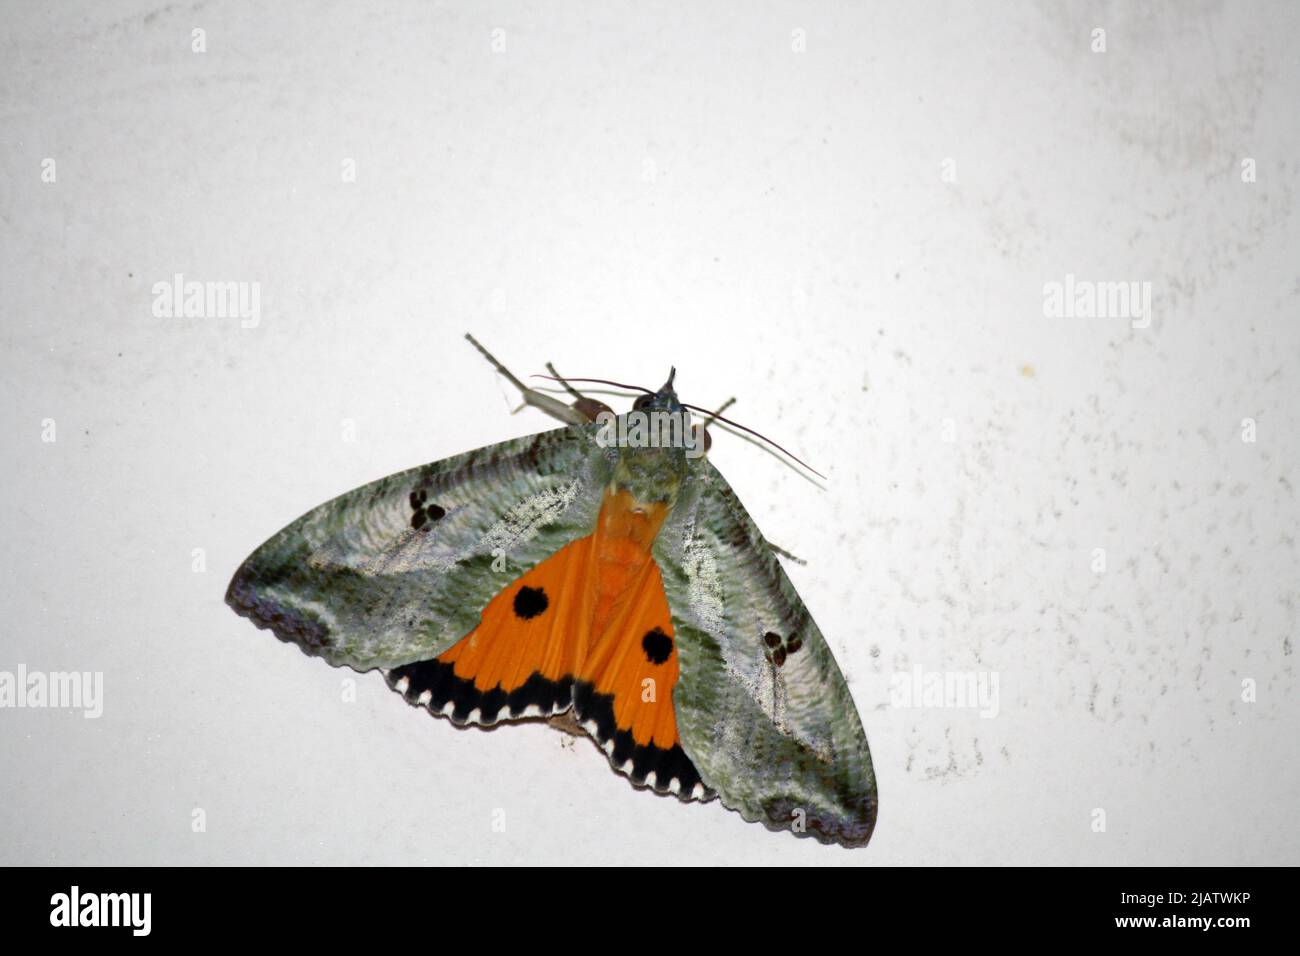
609;441;690;509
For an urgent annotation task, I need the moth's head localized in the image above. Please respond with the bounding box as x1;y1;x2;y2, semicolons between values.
630;370;728;456
602;368;702;506
631;368;684;415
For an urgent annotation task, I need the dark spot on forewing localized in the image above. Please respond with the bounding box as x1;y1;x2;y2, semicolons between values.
763;630;801;668
409;487;447;531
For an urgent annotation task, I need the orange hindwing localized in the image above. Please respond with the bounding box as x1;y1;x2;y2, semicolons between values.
388;488;706;798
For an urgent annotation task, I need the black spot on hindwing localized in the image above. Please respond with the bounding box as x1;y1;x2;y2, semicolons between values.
513;586;549;620
641;627;673;665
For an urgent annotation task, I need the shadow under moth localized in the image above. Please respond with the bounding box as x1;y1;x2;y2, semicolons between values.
226;335;878;847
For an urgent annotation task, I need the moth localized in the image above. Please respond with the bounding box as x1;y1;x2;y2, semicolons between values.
226;335;878;847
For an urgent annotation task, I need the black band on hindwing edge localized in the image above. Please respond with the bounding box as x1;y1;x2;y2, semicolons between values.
386;658;572;724
571;680;710;801
384;660;711;802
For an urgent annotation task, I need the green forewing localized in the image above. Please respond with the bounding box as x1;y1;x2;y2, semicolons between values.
226;426;609;670
654;462;878;847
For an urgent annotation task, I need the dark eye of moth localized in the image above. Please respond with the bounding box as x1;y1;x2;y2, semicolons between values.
513;586;549;620
641;627;673;665
409;488;446;531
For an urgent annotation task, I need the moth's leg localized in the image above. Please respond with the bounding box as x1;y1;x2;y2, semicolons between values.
547;709;585;737
545;361;612;423
464;333;588;426
699;395;808;564
545;361;582;401
700;397;735;454
766;541;808;566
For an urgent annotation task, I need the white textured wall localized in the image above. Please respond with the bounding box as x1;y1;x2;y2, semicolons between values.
1;1;1296;864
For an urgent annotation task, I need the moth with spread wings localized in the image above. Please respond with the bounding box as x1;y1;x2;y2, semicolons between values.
226;335;878;847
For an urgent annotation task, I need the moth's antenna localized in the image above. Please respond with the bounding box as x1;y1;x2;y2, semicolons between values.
522;353;824;479
532;375;653;395
681;402;827;480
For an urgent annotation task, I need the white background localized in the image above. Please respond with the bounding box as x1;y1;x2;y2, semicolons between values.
1;1;1296;865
